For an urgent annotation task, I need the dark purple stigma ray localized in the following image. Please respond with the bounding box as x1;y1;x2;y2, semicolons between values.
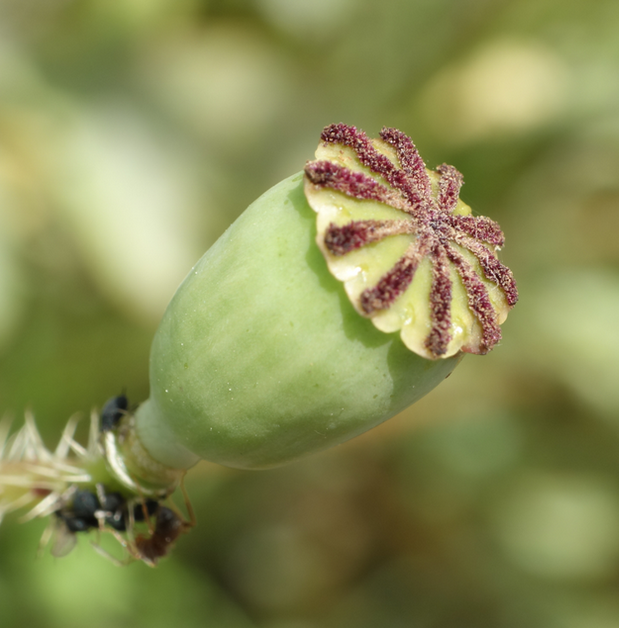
445;246;502;353
449;214;505;247
436;164;464;213
321;123;366;150
304;161;408;210
425;244;453;357
359;234;431;314
320;123;428;212
380;127;432;199
324;220;414;256
454;236;519;307
320;124;396;181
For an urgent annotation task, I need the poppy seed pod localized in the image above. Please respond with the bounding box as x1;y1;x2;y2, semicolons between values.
132;124;517;472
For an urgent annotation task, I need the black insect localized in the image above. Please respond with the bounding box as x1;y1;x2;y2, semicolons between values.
49;488;103;556
103;494;159;532
100;491;128;531
57;488;99;532
100;394;129;432
54;488;127;532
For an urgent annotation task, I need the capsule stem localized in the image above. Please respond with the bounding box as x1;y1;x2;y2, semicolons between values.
132;398;200;473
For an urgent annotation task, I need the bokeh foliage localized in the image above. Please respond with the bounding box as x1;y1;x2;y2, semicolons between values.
2;0;619;626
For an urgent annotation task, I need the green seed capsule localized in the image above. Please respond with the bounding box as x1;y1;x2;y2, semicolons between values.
134;124;516;472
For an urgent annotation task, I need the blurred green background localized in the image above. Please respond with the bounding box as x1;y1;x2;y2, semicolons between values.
1;0;619;626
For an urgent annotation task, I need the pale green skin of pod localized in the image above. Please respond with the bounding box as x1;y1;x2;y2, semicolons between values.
136;172;460;470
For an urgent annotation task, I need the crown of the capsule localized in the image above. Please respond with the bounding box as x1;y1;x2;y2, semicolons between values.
304;123;518;360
